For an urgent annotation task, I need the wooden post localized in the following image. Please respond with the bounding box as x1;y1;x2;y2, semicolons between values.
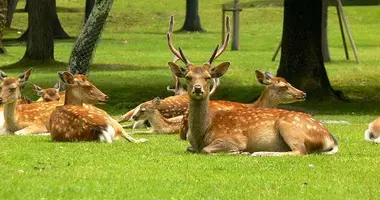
336;4;349;60
231;0;240;51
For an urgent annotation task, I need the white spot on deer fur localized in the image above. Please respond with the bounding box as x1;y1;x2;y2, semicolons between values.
294;116;300;121
306;125;312;129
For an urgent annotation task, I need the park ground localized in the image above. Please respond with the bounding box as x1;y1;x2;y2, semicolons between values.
1;0;380;199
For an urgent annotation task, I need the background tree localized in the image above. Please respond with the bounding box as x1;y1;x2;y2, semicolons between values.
21;0;55;61
179;0;205;32
68;0;113;75
84;0;95;24
5;0;18;28
18;0;69;40
0;0;7;53
276;0;346;100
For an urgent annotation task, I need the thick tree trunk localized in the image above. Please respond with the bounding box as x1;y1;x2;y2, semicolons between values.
24;0;28;12
18;0;69;40
0;0;7;53
277;0;346;100
68;0;113;75
84;0;95;24
179;0;205;32
21;0;54;61
5;0;18;28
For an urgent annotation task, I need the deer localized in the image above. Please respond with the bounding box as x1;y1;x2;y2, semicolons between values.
129;97;183;134
0;68;64;135
49;71;147;143
33;83;65;102
166;16;338;156
364;118;380;143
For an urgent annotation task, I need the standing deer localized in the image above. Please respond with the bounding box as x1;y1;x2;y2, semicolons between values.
167;16;338;156
0;68;63;135
364;118;380;143
49;72;146;143
33;83;65;102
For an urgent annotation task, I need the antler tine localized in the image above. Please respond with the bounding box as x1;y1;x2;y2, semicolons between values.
178;47;189;64
209;78;221;96
208;16;231;64
167;16;190;65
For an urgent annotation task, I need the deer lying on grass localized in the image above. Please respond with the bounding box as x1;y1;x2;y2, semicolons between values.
0;68;65;135
167;16;338;156
364;118;380;143
130;97;182;134
33;83;65;102
49;72;147;143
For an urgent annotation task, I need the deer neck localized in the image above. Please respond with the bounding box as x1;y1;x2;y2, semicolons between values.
4;100;19;132
148;110;178;132
64;85;83;106
249;88;278;108
188;97;211;151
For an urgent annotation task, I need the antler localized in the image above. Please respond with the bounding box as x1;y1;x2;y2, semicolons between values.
208;16;231;64
167;16;190;65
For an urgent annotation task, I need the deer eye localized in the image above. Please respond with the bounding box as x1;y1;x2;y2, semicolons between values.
205;77;211;81
185;76;192;81
280;85;288;90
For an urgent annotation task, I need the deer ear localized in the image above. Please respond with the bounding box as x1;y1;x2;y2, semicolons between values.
255;70;272;85
58;72;75;84
210;62;230;78
0;71;7;81
32;84;44;96
18;68;33;84
168;62;186;78
152;97;161;107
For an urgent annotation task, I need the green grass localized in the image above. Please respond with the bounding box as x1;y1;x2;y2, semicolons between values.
1;0;380;199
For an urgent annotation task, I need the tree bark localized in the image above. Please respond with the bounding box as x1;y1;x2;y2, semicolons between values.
24;0;28;12
21;0;54;61
179;0;205;32
277;0;346;100
321;0;330;62
18;0;69;40
5;0;18;28
0;0;7;53
84;0;95;24
68;0;113;75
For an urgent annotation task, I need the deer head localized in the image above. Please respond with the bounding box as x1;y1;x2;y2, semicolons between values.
255;70;306;104
166;16;231;100
132;97;161;121
0;68;32;104
58;72;108;104
32;83;61;102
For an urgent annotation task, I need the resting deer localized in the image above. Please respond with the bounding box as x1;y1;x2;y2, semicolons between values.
49;72;147;143
33;83;65;102
0;68;64;135
364;118;380;143
167;16;338;156
130;97;182;134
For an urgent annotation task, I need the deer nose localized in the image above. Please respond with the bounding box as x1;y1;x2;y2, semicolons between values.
104;95;109;101
303;93;307;99
193;85;202;93
0;97;3;104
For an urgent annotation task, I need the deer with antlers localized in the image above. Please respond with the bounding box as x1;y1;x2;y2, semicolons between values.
166;16;338;156
49;72;146;143
33;83;65;102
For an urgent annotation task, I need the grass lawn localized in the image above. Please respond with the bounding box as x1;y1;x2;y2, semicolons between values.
1;0;380;199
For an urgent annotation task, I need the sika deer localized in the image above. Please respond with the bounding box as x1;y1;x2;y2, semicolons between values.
0;68;63;135
49;72;146;143
167;16;338;156
33;83;65;102
130;97;182;134
364;118;380;143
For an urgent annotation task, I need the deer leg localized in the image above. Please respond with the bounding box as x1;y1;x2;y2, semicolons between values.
109;117;148;143
202;138;243;154
14;125;48;135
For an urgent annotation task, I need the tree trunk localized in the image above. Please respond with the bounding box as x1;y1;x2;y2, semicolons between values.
0;0;7;53
277;0;346;100
68;0;113;75
21;0;54;61
321;0;330;62
18;0;69;40
5;0;18;28
84;0;95;24
24;0;28;12
179;0;205;32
